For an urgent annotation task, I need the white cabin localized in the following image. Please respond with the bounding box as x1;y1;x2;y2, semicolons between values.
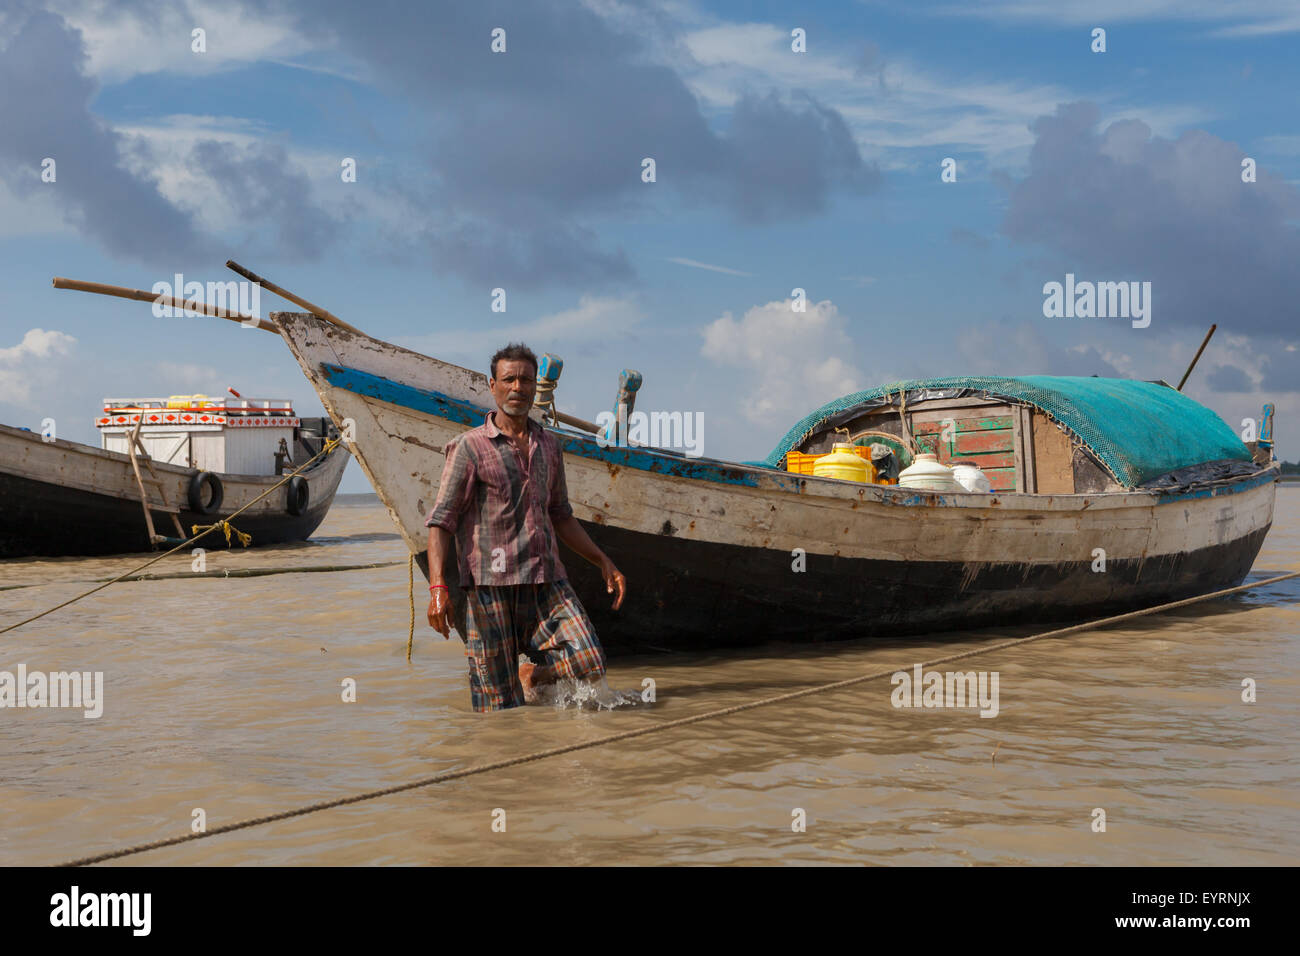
96;394;301;476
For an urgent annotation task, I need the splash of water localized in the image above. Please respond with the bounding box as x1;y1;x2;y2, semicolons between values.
520;656;645;710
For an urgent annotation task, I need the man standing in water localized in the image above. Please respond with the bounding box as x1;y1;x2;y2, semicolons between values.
425;343;627;711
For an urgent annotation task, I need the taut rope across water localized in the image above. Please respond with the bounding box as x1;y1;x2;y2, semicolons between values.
0;439;342;636
55;566;1300;866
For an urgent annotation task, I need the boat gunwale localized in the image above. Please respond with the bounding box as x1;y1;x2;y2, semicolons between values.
311;359;1280;516
0;420;348;486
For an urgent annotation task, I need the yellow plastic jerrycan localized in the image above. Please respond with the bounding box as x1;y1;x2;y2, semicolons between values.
813;443;876;483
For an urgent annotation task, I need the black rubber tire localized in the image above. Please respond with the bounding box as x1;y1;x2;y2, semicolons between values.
285;475;309;516
187;472;223;515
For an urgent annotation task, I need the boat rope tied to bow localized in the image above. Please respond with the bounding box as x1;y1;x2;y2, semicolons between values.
54;564;1300;867
190;519;253;548
0;438;343;637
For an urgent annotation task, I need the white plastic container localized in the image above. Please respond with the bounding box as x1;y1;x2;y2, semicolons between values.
898;453;961;492
951;461;993;493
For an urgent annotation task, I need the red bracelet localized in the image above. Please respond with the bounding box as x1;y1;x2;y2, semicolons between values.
429;584;449;592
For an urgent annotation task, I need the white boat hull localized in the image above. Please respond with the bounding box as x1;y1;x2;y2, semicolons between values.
272;312;1278;651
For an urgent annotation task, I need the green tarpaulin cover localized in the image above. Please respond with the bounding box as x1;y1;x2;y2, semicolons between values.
762;376;1251;488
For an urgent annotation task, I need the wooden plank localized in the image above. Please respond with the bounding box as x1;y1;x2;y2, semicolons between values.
954;431;1015;454
983;469;1017;491
126;420;161;544
905;399;1008;423
912;416;1013;432
1019;405;1036;493
957;451;1016;468
1032;411;1075;494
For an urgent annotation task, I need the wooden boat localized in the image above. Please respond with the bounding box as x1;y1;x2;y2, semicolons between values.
0;394;348;558
269;311;1279;654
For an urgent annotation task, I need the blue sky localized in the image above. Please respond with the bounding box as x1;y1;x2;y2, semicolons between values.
2;0;1299;492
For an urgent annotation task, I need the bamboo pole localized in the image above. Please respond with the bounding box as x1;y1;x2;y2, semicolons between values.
223;263;597;431
225;260;364;335
1177;324;1217;391
54;276;602;434
552;410;602;435
51;277;277;332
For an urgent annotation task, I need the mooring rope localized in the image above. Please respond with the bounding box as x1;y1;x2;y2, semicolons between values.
0;561;403;593
406;554;416;662
116;561;403;583
0;439;341;636
55;566;1299;867
190;518;253;548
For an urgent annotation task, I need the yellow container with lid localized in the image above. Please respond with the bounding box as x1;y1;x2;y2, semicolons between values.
813;443;877;483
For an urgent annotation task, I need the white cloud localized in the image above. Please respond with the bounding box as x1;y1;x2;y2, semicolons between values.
0;328;77;363
667;256;753;276
49;0;319;84
931;1;1300;35
701;298;860;423
109;115;340;233
0;328;77;405
676;19;1211;166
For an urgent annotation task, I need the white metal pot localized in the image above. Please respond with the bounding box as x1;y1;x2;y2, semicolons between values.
951;461;993;493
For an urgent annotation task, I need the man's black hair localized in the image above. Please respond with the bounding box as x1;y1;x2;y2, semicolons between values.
490;342;539;380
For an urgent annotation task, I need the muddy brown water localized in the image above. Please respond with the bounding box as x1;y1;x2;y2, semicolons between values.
1;491;1297;865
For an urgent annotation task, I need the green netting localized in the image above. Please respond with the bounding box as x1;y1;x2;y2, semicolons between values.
761;376;1251;488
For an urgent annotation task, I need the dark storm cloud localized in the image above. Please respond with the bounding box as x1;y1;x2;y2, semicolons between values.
1053;343;1127;379
0;6;346;267
1001;102;1300;336
1206;363;1253;392
6;0;875;286
0;10;213;263
427;221;633;289
955;318;1128;379
1260;343;1300;391
190;140;342;261
721;91;880;223
246;0;878;286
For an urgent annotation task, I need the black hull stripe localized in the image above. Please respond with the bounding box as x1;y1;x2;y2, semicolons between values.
560;521;1271;654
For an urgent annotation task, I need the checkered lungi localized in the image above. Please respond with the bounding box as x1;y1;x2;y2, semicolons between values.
462;579;606;712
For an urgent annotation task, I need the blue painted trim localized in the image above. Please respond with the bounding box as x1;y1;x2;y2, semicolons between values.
320;363;1277;504
320;363;487;428
1151;468;1278;504
319;363;766;488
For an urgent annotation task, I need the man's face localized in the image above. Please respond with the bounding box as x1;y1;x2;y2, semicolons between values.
490;359;537;419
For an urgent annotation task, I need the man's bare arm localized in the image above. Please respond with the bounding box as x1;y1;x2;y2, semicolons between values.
552;513;604;566
427;525;454;586
426;525;455;637
553;513;626;610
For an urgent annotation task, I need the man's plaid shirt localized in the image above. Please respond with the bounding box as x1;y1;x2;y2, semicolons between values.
425;411;574;586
